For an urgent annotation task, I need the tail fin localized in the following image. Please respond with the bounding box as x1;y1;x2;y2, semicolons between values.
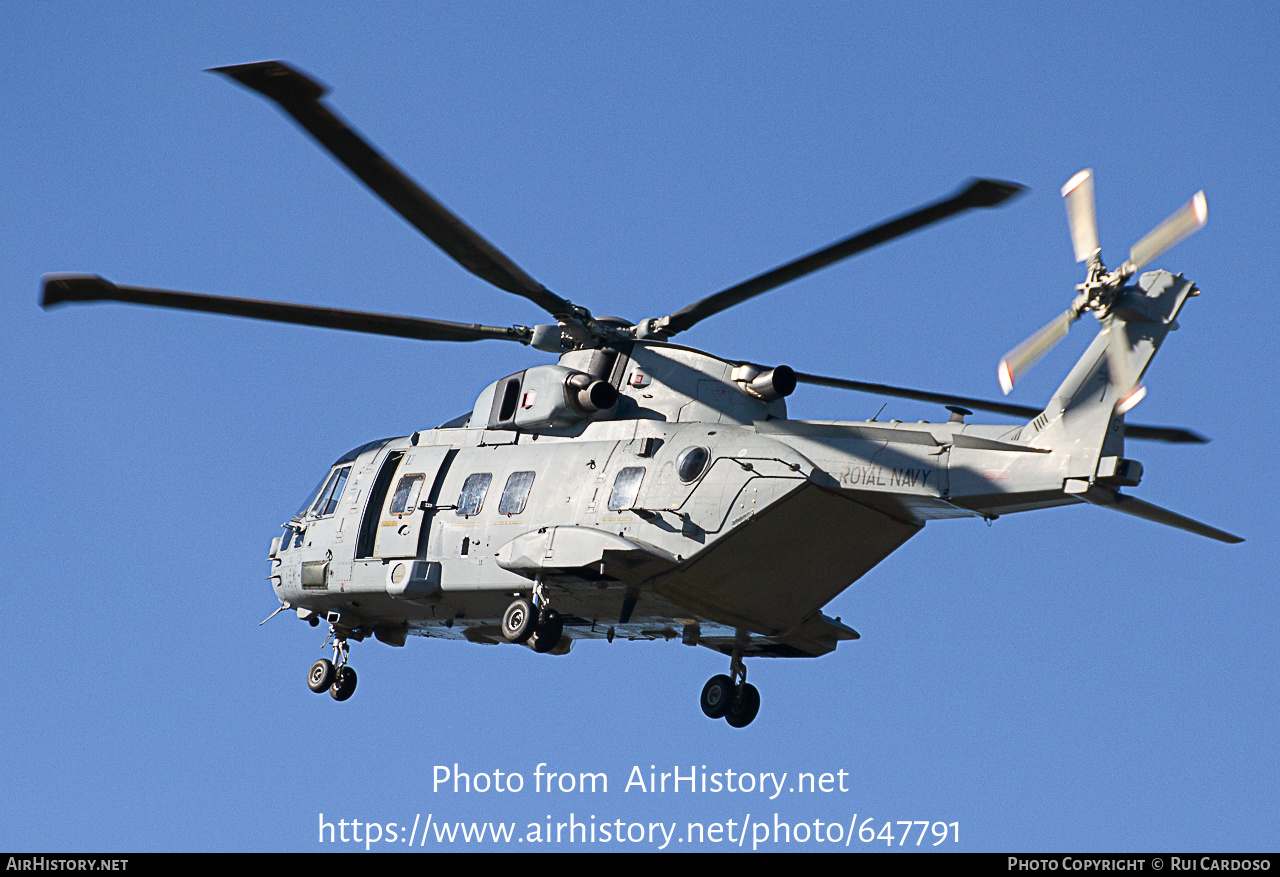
1019;270;1241;543
1020;270;1199;480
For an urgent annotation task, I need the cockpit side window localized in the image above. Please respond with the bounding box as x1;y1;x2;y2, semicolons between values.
309;466;352;517
324;467;351;515
294;439;392;520
296;473;330;518
456;473;493;517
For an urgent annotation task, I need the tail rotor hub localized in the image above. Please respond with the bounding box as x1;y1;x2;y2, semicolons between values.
996;169;1207;405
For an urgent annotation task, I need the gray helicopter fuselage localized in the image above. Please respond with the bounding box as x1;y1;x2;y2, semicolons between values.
268;339;1083;659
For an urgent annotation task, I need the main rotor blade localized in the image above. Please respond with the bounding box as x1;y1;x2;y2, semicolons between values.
41;275;532;345
1062;169;1100;263
791;371;1206;443
654;178;1026;337
1126;190;1207;275
996;309;1077;394
209;61;574;319
1123;424;1208;444
795;371;1042;417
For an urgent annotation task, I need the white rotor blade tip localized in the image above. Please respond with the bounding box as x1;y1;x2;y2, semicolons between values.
997;359;1015;395
1061;169;1093;197
1193;190;1208;225
1115;383;1147;415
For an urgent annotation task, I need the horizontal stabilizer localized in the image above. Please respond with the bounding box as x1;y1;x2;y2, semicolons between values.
1071;483;1243;544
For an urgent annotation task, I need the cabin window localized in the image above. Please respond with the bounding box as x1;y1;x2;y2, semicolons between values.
677;446;710;483
608;466;646;511
309;465;351;517
388;474;425;515
456;473;493;516
498;471;536;516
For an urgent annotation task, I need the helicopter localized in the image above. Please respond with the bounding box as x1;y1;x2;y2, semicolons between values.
42;61;1241;728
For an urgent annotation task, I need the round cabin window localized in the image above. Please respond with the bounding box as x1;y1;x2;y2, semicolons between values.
677;446;710;483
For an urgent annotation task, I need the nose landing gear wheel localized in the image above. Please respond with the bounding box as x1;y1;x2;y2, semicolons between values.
700;674;734;719
308;658;335;693
724;682;760;728
502;598;537;644
329;665;358;701
529;608;564;654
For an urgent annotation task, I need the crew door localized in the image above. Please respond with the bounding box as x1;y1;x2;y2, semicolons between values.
373;445;452;558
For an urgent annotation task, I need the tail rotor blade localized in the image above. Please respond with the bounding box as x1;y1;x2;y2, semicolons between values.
1062;169;1100;263
1103;318;1147;414
1126;190;1207;274
997;309;1076;394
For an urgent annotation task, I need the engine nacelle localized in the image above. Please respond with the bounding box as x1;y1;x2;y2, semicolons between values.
471;364;619;430
729;364;797;402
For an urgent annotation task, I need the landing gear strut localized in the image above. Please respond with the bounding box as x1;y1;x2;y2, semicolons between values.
306;622;358;702
701;648;760;727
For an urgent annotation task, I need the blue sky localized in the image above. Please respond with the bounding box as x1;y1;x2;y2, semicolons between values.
2;3;1277;852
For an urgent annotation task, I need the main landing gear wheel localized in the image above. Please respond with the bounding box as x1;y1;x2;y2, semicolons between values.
502;598;537;644
308;658;335;693
528;608;564;654
329;666;357;701
700;674;734;719
725;683;760;728
702;647;761;727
